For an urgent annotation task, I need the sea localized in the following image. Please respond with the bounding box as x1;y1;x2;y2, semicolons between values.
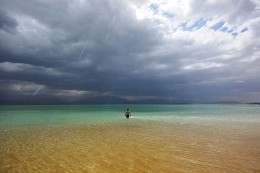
0;104;259;173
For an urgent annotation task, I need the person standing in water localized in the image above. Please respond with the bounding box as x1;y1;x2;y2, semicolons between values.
125;108;131;119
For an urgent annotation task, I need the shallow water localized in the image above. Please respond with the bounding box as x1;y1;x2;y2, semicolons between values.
0;104;260;172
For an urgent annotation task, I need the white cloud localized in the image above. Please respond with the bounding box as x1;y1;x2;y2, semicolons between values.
0;80;45;95
236;80;245;83
54;89;93;97
0;62;63;76
0;62;22;72
182;62;226;70
146;62;169;70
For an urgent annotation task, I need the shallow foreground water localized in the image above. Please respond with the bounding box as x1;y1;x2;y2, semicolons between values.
0;104;259;173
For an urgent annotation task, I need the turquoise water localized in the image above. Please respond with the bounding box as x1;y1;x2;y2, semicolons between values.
0;104;259;125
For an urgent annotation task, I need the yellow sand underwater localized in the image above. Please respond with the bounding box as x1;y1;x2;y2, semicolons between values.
1;119;259;173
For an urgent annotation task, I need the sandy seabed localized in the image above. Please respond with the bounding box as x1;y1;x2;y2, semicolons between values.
0;120;259;173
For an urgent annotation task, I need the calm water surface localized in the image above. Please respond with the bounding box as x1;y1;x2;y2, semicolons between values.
0;104;259;172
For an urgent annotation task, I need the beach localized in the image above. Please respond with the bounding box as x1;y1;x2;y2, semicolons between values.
0;105;260;172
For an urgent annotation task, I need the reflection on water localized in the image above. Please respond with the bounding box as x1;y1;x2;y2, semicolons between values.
1;120;259;173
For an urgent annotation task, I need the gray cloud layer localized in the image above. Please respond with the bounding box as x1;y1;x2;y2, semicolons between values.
1;0;260;104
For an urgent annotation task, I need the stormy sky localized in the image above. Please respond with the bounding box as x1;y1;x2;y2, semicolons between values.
0;0;260;104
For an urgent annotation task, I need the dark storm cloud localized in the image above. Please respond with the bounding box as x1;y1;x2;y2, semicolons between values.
0;0;260;104
0;11;18;33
